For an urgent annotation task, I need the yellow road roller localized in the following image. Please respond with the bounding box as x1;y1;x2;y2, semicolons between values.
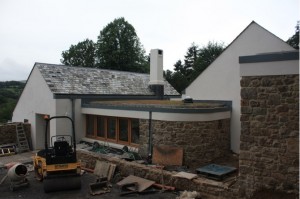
33;116;81;192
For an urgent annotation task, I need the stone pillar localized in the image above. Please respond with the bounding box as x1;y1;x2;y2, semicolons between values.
239;74;299;197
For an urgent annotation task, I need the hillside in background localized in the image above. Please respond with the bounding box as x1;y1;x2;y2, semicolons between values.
0;81;25;123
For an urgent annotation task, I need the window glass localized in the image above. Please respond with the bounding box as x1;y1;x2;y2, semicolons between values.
119;118;128;142
86;115;94;136
131;119;139;144
97;116;105;138
86;115;140;145
107;118;116;139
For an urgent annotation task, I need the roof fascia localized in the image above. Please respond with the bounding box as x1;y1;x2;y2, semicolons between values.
53;94;181;100
239;51;299;63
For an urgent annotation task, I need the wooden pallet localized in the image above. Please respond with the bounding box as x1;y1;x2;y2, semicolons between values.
0;143;16;157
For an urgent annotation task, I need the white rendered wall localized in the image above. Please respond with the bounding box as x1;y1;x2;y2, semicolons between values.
55;99;72;139
55;99;84;143
12;66;56;149
185;22;294;153
149;49;164;85
81;108;230;122
240;59;299;76
74;99;85;142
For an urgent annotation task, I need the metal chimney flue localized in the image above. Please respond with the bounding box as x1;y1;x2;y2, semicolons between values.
149;49;164;99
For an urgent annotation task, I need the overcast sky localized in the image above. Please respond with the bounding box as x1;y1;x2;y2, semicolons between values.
0;0;299;81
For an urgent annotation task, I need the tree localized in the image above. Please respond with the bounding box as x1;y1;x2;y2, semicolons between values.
61;39;96;67
286;21;299;49
184;43;199;71
0;81;24;124
164;70;189;93
193;41;224;77
164;41;225;93
95;17;149;73
173;60;184;74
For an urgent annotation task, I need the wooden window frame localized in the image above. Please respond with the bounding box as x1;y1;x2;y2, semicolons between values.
96;116;106;140
86;115;96;139
106;116;117;143
85;115;139;146
117;117;130;145
130;118;140;147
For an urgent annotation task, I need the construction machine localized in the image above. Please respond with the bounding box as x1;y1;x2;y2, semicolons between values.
33;116;81;192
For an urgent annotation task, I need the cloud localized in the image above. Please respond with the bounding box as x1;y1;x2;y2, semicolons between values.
0;0;298;78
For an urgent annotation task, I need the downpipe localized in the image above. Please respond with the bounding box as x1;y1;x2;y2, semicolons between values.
148;111;153;161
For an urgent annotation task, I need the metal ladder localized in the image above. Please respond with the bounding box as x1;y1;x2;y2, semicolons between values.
16;123;30;152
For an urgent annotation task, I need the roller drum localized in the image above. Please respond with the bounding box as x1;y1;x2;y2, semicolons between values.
43;175;81;193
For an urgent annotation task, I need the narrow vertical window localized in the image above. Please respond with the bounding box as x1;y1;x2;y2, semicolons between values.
107;118;116;140
119;118;129;142
97;116;105;138
86;115;95;137
131;119;139;144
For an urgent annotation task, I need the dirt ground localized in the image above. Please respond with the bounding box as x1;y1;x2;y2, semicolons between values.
250;190;298;199
0;152;297;199
0;170;178;199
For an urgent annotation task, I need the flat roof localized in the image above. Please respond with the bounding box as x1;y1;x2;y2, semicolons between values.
82;99;231;114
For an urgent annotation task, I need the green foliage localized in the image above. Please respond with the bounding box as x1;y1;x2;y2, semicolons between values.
164;70;189;93
193;41;225;78
61;39;96;67
184;43;199;71
95;17;149;73
286;21;299;49
165;41;225;93
61;18;149;73
0;81;24;124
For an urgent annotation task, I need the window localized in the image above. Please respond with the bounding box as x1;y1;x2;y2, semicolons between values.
119;118;129;142
97;116;105;138
86;115;139;146
131;119;139;144
107;118;116;140
86;115;95;137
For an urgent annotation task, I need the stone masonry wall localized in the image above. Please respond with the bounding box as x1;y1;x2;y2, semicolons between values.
0;123;31;146
239;75;299;198
138;118;231;169
78;150;239;199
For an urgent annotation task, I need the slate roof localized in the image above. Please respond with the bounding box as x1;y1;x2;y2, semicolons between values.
35;63;179;96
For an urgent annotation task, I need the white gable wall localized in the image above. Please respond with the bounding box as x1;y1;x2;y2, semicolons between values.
12;66;56;149
185;22;294;153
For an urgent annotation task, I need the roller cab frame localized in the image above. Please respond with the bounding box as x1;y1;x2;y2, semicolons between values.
33;116;81;193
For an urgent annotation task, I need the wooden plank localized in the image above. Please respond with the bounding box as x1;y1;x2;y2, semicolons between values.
173;171;197;180
82;162;116;182
94;160;110;178
152;145;183;166
107;164;116;181
117;175;155;192
152;183;175;191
